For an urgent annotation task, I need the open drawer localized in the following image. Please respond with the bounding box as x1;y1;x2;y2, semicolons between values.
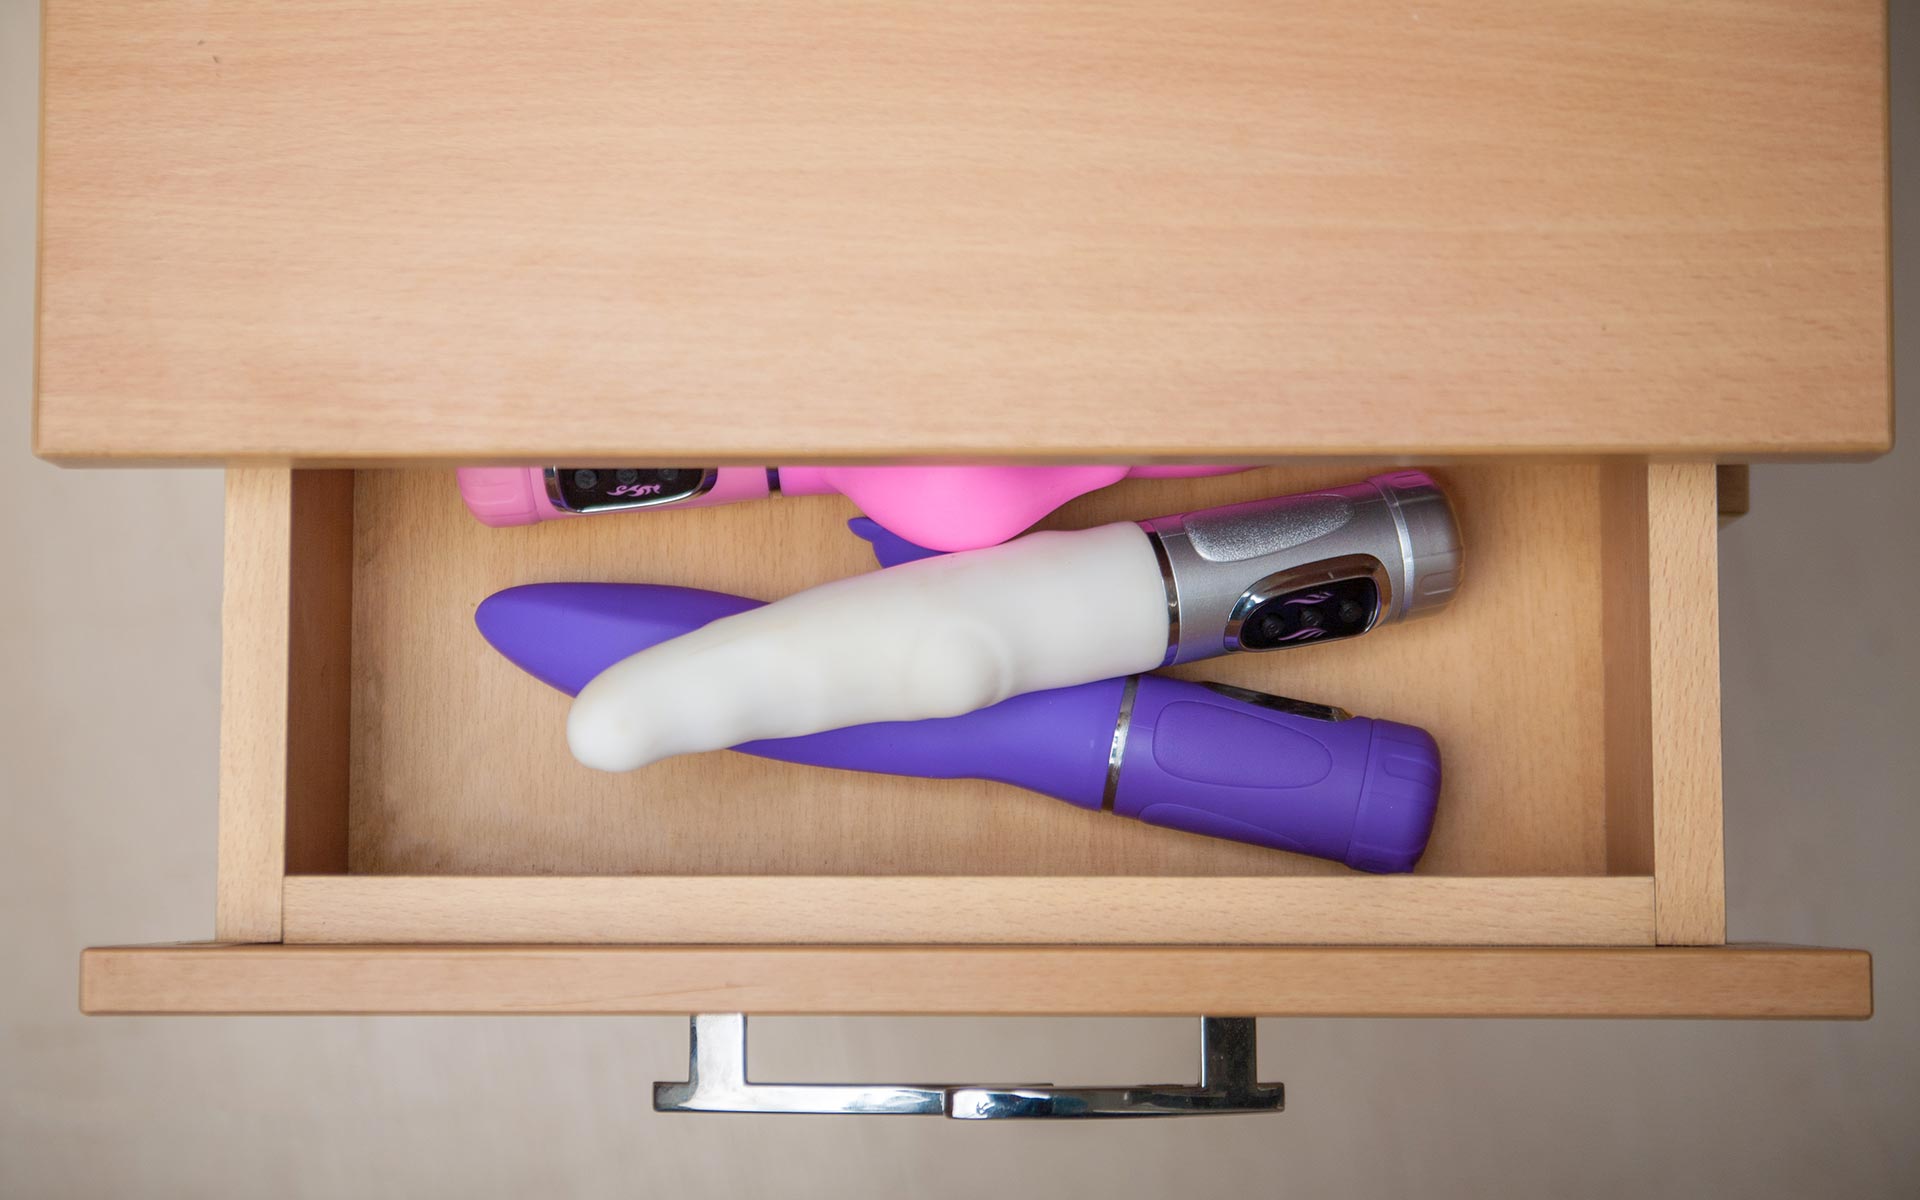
79;462;1870;1017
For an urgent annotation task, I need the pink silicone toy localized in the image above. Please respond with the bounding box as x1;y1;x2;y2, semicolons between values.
457;465;1244;551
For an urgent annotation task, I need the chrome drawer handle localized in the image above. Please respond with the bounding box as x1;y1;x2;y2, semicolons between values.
653;1014;1283;1119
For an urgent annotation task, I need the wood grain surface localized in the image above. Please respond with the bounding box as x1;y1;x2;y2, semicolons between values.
79;944;1873;1018
36;0;1890;463
1647;463;1726;944
1599;463;1655;876
214;471;296;942
283;471;354;875
281;875;1654;946
344;465;1611;878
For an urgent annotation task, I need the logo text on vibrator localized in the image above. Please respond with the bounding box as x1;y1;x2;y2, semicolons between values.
610;484;664;498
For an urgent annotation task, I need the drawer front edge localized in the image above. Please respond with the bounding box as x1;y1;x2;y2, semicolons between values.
80;944;1871;1020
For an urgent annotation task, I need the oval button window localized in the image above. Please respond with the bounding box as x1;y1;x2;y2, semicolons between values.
1150;702;1335;789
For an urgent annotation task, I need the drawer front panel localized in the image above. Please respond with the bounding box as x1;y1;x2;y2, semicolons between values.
80;945;1872;1019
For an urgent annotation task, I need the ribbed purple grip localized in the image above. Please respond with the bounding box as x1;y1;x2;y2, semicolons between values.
1115;675;1439;872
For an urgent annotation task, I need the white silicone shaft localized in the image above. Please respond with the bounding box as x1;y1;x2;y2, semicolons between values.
567;521;1170;772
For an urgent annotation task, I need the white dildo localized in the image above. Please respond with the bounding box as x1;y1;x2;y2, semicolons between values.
566;472;1463;773
567;522;1167;772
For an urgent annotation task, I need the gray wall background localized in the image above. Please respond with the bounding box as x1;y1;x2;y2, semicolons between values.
1;1;1912;1194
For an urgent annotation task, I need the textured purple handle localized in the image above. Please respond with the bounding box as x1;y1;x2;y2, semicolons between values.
477;578;1441;870
1118;676;1439;872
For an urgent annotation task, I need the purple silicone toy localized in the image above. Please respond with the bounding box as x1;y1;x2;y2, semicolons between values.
474;522;1441;871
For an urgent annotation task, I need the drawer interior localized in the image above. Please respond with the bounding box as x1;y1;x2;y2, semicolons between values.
226;463;1723;947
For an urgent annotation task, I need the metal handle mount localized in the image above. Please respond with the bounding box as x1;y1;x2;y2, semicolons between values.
653;1014;1283;1119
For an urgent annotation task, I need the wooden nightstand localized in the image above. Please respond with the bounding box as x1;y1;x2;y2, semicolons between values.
38;3;1886;1091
